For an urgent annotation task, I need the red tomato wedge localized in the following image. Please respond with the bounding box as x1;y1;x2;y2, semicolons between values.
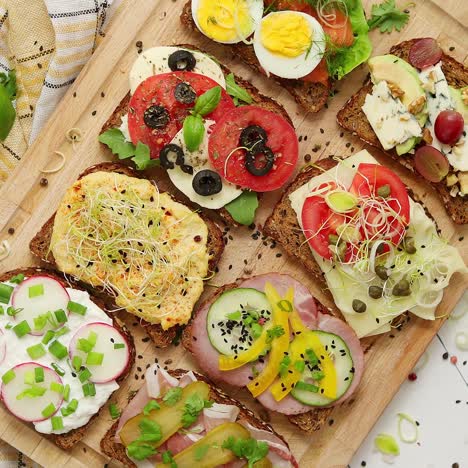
208;106;299;192
127;72;235;159
349;164;410;246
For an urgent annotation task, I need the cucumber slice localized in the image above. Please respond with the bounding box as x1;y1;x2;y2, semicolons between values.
291;331;354;407
207;288;272;355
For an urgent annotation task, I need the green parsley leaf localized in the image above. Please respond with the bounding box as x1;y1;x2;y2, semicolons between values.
222;436;269;468
225;191;259;226
163;387;183;407
9;273;25;284
143;399;161;415
138;418;162;442
181;393;213;427
127;441;157;461
194;86;222;116
162;450;177;467
194;444;210;461
367;0;411;33
266;325;285;344
99;128;136;159
133;141;159;171
225;73;253;105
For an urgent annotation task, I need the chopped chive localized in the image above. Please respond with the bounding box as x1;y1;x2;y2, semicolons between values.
7;307;21;317
13;320;31;338
35;367;44;383
310;370;325;381
67;301;87;316
55;326;70;338
61;398;78;416
79;367;92;383
1;369;15;384
54;309;67;324
24;370;35;385
82;382;96;397
109;403;120;419
86;352;104;366
34;314;48;331
41;403;56;418
51;363;65;376
63;384;70;402
48;340;68;360
295;381;319;393
226;310;241;321
17;385;46;399
72;355;82;372
42;330;55;345
51;416;63;430
9;274;25;284
0;283;14;304
0;306;4;315
305;348;319;366
28;284;44;298
5;323;12;330
50;382;63;394
77;338;94;353
113;343;125;350
251;322;263;339
294;360;306;373
88;331;97;346
27;343;46;359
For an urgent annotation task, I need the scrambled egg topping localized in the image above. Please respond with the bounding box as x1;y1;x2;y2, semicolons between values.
51;172;210;329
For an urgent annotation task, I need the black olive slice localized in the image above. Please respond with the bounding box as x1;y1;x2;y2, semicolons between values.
239;125;268;151
143;105;170;129
159;144;185;170
174;82;197;105
181;164;194;175
192;170;222;196
245;147;275;177
168;50;196;72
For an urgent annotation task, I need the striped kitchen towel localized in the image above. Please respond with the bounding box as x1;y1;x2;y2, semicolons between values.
0;0;124;186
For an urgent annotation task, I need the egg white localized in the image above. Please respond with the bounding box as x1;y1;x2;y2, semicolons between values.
191;0;264;45
253;11;326;80
129;46;226;94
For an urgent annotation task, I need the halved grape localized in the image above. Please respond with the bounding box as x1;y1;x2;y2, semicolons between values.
434;110;464;145
414;146;449;183
409;38;442;70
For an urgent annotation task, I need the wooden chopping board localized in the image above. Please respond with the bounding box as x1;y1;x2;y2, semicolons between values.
0;0;467;466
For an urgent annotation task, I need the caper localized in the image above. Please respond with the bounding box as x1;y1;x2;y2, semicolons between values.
352;299;367;313
392;279;411;297
377;184;391;198
328;234;339;245
368;285;383;299
404;238;417;254
375;265;389;280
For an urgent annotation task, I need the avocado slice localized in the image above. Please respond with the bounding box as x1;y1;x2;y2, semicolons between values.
396;136;421;156
369;55;428;125
449;86;468;121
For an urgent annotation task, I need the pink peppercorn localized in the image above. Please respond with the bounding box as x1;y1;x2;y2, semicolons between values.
408;372;417;381
450;356;458;365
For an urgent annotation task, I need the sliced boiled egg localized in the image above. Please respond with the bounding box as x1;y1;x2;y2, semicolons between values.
129;46;226;94
166;120;243;209
253;11;325;79
191;0;264;44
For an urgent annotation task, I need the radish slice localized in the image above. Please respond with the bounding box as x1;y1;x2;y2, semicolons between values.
69;322;130;383
1;363;63;422
0;330;5;365
11;276;70;336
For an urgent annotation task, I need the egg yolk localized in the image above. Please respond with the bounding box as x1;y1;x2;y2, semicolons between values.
197;0;253;42
261;13;312;58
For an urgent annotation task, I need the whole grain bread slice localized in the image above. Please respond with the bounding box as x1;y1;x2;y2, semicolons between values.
101;42;292;226
179;3;329;114
337;39;468;224
100;368;297;467
29;162;224;348
0;267;135;450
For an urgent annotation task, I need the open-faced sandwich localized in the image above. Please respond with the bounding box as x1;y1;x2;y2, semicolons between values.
338;38;468;224
264;150;466;338
182;273;364;432
101;365;298;467
99;44;299;226
29;162;224;348
0;268;134;449
181;0;372;113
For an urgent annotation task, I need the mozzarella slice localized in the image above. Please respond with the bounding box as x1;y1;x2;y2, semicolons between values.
129;46;226;94
166;120;243;209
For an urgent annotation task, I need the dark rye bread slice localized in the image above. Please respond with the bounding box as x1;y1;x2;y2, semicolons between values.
0;267;135;450
337;39;468;225
101;42;292;226
181;281;334;433
180;2;329;114
29;162;224;348
100;368;296;467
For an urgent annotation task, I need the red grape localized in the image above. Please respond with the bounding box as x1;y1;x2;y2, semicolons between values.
434;110;464;145
414;146;449;182
409;38;442;70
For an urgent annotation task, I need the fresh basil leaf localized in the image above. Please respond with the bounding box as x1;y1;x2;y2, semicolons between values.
132;141;159;170
183;114;205;152
224;191;258;226
226;73;253;105
194;86;222;116
0;86;15;141
98;128;136;159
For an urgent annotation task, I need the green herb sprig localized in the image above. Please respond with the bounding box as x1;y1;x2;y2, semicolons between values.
367;0;413;33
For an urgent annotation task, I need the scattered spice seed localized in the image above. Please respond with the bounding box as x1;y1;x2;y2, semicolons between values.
91;110;97;116
442;352;449;360
7;228;14;235
136;40;143;48
449;46;455;51
40;178;48;186
450;355;458;365
304;153;311;162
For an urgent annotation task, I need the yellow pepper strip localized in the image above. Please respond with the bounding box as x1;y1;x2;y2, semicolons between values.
247;282;290;398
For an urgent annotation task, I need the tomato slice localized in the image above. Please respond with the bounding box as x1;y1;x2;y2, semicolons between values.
349;164;410;246
208;106;298;192
127;71;235;159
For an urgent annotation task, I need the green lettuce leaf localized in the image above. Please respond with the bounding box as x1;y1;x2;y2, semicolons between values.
224;191;258;226
327;0;373;80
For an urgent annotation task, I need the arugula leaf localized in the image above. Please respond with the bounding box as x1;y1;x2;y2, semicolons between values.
367;0;411;33
222;437;269;468
143;399;160;415
224;191;259;226
225;73;253;105
133;141;158;170
194;444;210;461
163;387;183;407
181;393;213;427
194;86;222;116
183;114;205;152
